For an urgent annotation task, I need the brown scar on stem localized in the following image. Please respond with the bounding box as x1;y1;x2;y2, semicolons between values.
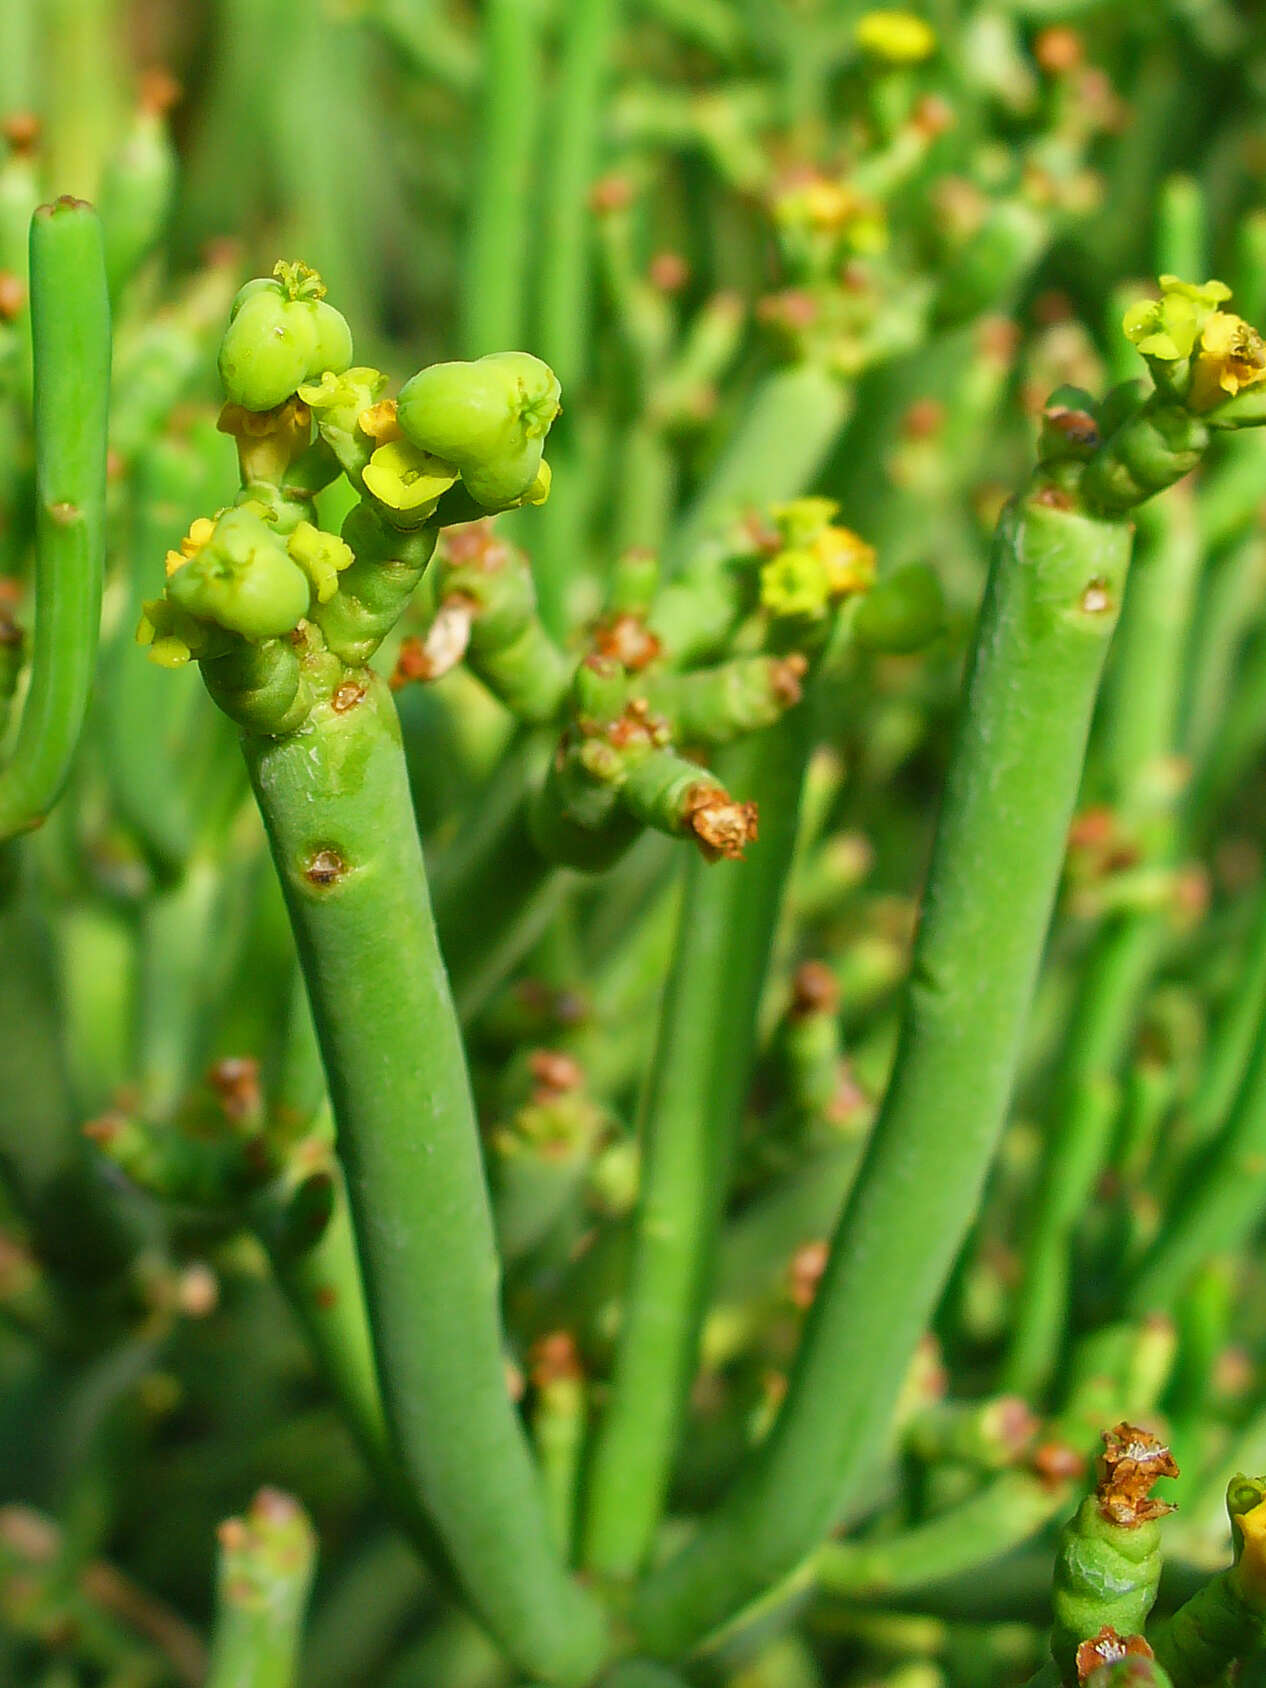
1095;1422;1178;1525
303;847;347;887
529;1049;584;1097
530;1330;584;1390
331;679;367;713
0;273;24;322
1080;578;1113;614
1031;1437;1087;1489
1045;406;1100;449
3;113;40;155
772;653;809;707
788;1240;830;1309
791;960;839;1018
207;1056;262;1123
1075;1628;1154;1684
684;785;759;862
48;502;80;525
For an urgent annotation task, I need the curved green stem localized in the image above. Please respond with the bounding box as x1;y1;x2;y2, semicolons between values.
244;675;608;1686
631;492;1134;1655
0;199;109;840
1127;987;1266;1312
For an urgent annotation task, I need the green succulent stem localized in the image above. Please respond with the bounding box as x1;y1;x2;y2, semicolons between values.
581;712;811;1581
462;0;543;357
1127;983;1266;1312
630;491;1133;1654
0;199;109;841
815;1470;1072;1600
242;674;608;1685
205;1489;317;1688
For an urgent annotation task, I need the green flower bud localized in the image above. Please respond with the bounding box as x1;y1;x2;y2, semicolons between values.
167;507;312;639
853;563;945;653
219;289;318;412
218;263;354;412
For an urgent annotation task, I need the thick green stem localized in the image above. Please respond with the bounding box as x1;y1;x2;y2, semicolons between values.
0;199;109;840
1004;490;1200;1396
243;675;607;1686
631;493;1133;1654
581;713;810;1580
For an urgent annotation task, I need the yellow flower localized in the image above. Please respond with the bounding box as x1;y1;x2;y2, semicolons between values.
816;525;877;596
136;596;201;667
297;365;388;420
287;520;355;604
1122;274;1231;362
1188;310;1266;410
760;548;833;621
855;10;937;64
1242;1498;1266;1600
362;439;459;516
164;513;217;578
772;497;840;547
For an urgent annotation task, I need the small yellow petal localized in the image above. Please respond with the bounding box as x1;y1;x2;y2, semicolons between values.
363;439;459;514
855;9;937;64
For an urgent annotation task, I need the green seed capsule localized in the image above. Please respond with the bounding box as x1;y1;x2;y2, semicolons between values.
461;435;545;509
396;350;561;506
310;299;354;380
167;507;312;639
218;276;354;412
219;289;319;412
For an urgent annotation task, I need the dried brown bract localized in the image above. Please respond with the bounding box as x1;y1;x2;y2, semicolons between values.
1095;1423;1178;1525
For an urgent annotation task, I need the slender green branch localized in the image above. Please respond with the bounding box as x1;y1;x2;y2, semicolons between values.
632;489;1134;1655
205;1489;317;1688
536;0;620;394
462;0;544;356
0;198;109;840
816;1470;1072;1600
581;712;811;1580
